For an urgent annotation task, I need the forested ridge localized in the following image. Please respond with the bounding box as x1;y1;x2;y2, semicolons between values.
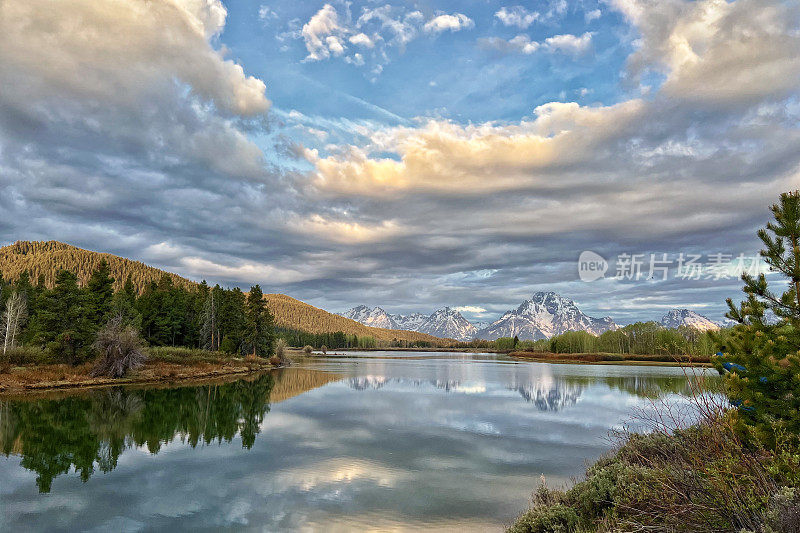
0;241;446;344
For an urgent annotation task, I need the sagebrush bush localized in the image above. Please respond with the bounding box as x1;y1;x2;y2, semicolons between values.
90;318;147;378
508;414;797;533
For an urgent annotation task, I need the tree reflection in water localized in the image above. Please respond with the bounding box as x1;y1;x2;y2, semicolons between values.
0;374;275;493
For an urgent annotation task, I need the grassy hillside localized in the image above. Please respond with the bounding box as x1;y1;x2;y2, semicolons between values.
0;240;446;344
0;241;191;292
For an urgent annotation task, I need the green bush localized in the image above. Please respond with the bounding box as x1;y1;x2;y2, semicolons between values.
0;346;53;365
508;504;580;533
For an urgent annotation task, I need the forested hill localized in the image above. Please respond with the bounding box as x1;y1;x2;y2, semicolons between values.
0;241;446;344
0;241;192;292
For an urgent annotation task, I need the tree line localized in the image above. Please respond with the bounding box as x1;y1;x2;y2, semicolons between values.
0;260;277;363
451;322;726;356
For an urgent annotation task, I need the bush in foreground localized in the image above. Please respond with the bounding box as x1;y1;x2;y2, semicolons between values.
90;317;147;378
508;411;800;533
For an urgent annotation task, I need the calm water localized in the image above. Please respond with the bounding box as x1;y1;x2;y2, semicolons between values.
0;352;710;531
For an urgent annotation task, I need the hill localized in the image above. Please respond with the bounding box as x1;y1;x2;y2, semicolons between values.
0;241;448;344
0;241;192;292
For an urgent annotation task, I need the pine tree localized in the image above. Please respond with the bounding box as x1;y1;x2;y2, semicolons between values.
28;270;93;364
86;259;115;329
717;190;800;444
110;275;141;328
243;285;274;358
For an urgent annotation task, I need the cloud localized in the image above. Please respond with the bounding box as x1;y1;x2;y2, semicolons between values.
292;5;473;72
544;32;594;54
480;32;593;55
423;13;475;34
2;0;800;322
294;0;800;318
1;0;269;116
453;306;487;314
307;99;646;196
301;4;348;61
495;6;540;29
585;9;602;22
287;214;408;244
348;33;375;48
610;0;800;104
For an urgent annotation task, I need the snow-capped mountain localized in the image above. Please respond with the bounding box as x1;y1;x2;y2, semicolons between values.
340;306;477;341
416;307;477;341
340;305;398;329
476;292;617;341
660;309;720;331
392;313;427;331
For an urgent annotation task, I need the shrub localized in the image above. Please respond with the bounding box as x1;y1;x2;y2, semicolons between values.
90;318;147;378
0;345;52;365
274;338;287;359
508;504;580;533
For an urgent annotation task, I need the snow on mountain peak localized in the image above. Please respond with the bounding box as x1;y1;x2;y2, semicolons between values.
477;293;617;340
660;309;720;331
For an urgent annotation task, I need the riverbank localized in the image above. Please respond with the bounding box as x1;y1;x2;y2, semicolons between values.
508;351;711;367
0;347;298;394
507;413;799;533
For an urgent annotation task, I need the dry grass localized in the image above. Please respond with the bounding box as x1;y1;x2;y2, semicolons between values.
0;353;277;394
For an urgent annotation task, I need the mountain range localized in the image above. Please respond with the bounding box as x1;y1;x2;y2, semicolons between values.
344;292;732;341
3;241;734;344
341;305;477;341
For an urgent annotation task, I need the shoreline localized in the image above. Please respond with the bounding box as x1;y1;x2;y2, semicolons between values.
0;358;282;396
507;350;712;367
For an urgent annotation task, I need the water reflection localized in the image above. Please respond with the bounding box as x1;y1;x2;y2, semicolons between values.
0;375;276;492
0;354;716;531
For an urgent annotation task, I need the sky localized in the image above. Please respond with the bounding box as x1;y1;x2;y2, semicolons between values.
1;0;799;324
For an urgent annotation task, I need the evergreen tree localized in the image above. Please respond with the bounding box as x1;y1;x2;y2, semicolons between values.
219;288;246;354
86;259;114;329
110;275;141;328
28;270;93;364
717;190;800;445
243;285;274;357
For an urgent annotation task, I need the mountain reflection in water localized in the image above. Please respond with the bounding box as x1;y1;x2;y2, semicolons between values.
0;354;713;532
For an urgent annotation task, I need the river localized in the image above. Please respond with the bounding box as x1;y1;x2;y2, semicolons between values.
0;351;712;531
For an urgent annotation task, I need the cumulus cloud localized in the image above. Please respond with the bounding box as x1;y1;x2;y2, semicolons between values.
545;32;594;54
423;13;475;34
480;32;593;55
495;6;539;29
1;0;268;116
3;0;800;321
301;4;348;61
611;0;800;103
293;5;474;72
